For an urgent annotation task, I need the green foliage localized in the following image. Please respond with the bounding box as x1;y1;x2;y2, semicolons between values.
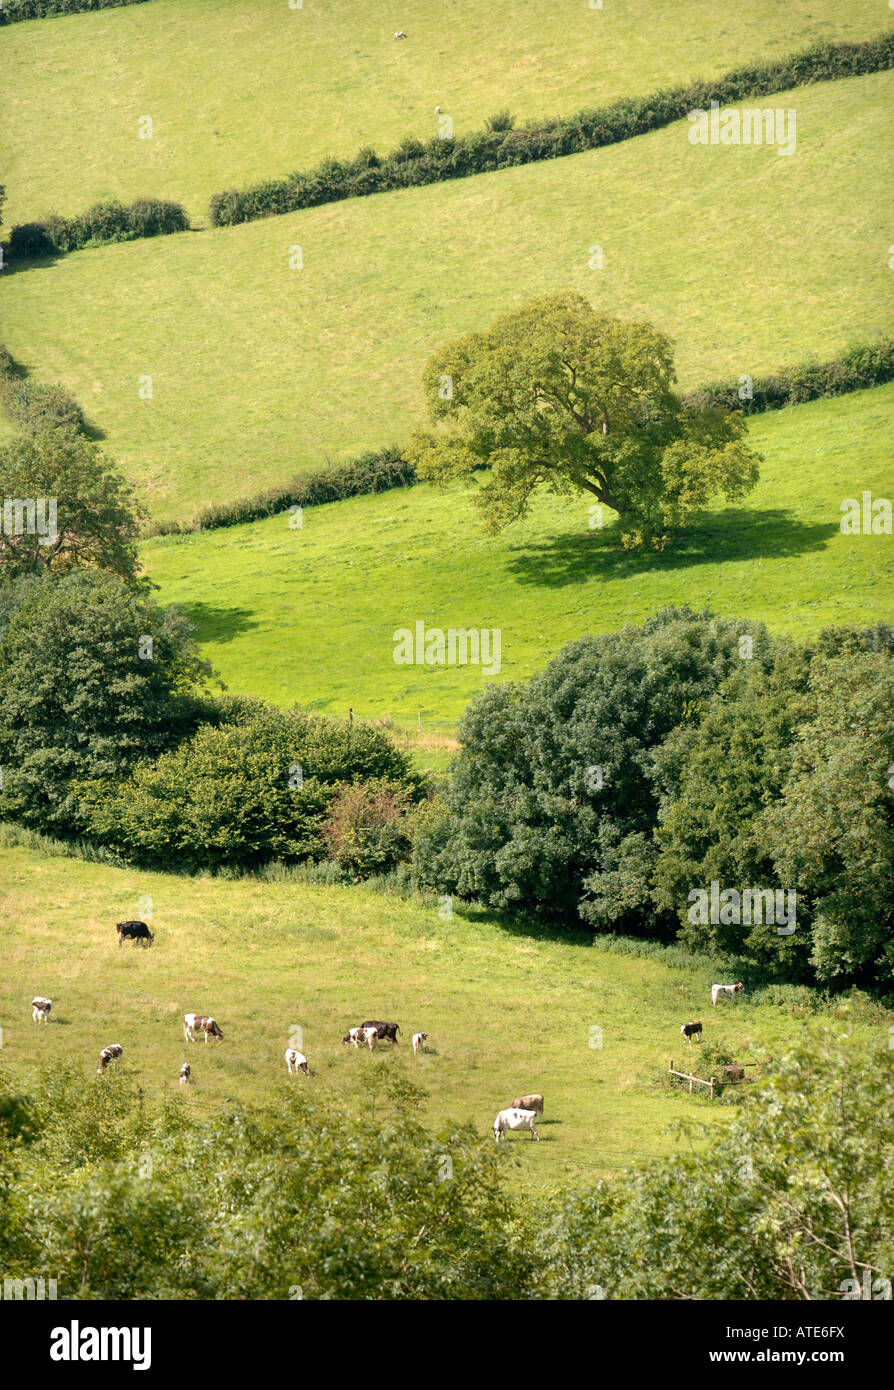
8;198;188;260
323;777;414;879
686;339;894;415
0;432;143;580
407;293;761;549
0;0;148;19
207;34;894;226
79;699;420;872
0;572;212;833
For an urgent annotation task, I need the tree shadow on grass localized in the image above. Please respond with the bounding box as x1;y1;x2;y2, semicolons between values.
505;508;838;589
175;601;259;644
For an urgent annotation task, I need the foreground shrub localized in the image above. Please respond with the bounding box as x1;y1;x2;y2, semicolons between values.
323;777;413;878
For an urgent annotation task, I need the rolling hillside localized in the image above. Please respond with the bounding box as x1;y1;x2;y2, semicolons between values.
1;72;891;520
3;840;888;1195
141;385;894;730
2;0;889;225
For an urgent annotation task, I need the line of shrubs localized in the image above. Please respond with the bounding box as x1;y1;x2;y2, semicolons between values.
208;34;894;227
145;338;894;537
8;198;190;261
0;346;85;434
0;0;148;22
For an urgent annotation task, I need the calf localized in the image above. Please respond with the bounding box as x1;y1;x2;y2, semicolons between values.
117;920;154;948
183;1013;224;1044
510;1092;544;1119
394;30;407;39
680;1021;703;1043
97;1043;123;1073
493;1108;539;1142
285;1048;309;1075
411;1032;428;1056
179;1063;190;1087
361;1019;400;1045
342;1025;378;1050
711;982;744;1006
31;996;52;1025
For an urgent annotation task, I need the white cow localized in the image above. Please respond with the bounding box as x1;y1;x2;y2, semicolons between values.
32;996;52;1024
285;1048;309;1075
412;1032;428;1056
711;982;744;1006
97;1043;123;1073
494;1107;539;1141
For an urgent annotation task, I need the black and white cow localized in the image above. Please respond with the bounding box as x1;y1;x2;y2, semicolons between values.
117;920;154;948
361;1019;400;1045
98;1043;123;1073
179;1063;190;1086
183;1013;224;1044
31;996;52;1024
680;1021;703;1043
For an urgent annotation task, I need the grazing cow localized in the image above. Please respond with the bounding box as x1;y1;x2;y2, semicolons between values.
711;982;744;1006
285;1048;309;1075
117;920;154;948
394;30;407;39
411;1032;428;1056
31;996;52;1025
361;1020;400;1045
493;1108;539;1142
179;1063;190;1087
680;1021;703;1043
183;1013;224;1044
510;1093;544;1119
342;1025;378;1050
97;1043;123;1073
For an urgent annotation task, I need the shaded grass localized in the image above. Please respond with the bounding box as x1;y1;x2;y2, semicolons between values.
2;844;887;1194
140;386;894;731
2;0;889;225
0;74;891;519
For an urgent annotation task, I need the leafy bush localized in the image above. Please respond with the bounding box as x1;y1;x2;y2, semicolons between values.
684;339;894;415
78;698;421;872
323;777;413;878
208;35;894;226
0;0;149;19
8;199;189;260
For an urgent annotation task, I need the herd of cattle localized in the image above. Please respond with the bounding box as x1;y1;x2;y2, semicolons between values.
29;923;748;1141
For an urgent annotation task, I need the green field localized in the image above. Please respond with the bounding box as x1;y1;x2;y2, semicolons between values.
3;841;887;1195
1;73;891;520
2;0;889;226
140;385;894;732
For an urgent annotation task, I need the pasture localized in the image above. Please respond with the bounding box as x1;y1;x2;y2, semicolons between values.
141;385;894;733
2;0;888;225
1;72;891;519
2;841;887;1196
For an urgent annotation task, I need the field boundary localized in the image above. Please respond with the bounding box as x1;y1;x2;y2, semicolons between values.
206;35;894;229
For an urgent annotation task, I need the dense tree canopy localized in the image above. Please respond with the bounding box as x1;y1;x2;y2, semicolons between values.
408;292;761;549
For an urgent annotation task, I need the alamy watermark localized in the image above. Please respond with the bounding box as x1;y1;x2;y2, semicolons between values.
2;498;58;545
688;101;796;157
688;881;796;935
393;622;501;676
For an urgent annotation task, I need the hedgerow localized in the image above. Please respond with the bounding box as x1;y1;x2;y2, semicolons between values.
8;198;189;260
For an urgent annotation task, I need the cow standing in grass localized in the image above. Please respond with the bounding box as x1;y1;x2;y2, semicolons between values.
510;1093;544;1120
361;1020;400;1045
494;1107;539;1142
32;996;52;1024
183;1013;224;1044
117;920;154;948
98;1044;123;1073
179;1063;190;1086
285;1048;309;1075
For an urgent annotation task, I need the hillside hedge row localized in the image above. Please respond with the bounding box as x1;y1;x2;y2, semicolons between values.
0;346;85;434
8;198;189;260
208;34;894;227
145;339;894;537
0;0;148;21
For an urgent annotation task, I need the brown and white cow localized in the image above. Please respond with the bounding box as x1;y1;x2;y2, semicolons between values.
98;1043;123;1073
183;1013;224;1044
510;1092;544;1119
711;982;744;1006
179;1063;191;1086
411;1032;428;1056
342;1026;377;1050
285;1048;309;1075
32;996;52;1024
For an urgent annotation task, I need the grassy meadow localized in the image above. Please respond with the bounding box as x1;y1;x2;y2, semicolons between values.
140;385;894;733
3;841;888;1196
2;0;889;226
0;72;891;519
